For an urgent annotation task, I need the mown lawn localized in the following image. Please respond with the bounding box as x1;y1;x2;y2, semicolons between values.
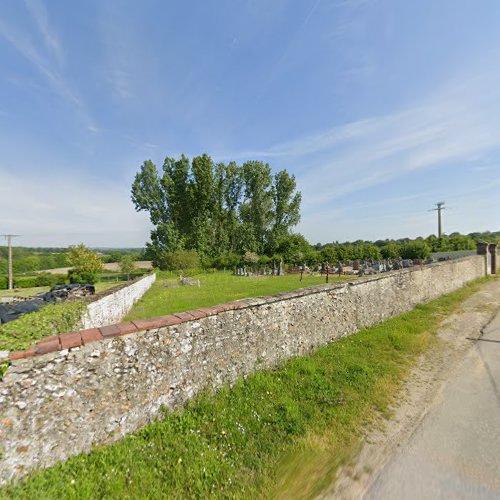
2;277;489;499
125;271;350;321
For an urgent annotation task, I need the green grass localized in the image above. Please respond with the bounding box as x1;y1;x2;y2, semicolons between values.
125;271;351;321
0;302;86;352
0;281;126;299
0;286;51;298
2;277;490;499
0;282;127;352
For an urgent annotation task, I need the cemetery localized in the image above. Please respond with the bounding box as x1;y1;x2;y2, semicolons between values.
0;248;496;489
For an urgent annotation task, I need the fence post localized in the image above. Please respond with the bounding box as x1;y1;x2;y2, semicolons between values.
477;242;491;275
488;244;497;275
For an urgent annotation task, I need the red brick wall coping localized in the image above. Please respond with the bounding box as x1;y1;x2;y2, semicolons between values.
7;294;297;361
6;255;483;362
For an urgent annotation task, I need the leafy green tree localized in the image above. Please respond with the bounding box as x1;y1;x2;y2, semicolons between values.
240;161;273;253
275;234;311;264
243;251;259;266
155;249;200;271
131;154;301;262
66;244;103;284
270;171;301;252
320;244;338;263
119;254;136;280
400;241;431;260
380;243;400;259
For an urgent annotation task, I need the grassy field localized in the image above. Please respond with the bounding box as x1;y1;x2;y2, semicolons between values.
2;277;490;499
125;271;351;321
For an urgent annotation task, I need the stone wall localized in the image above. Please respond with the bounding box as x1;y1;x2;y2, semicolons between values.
0;255;488;484
82;273;156;329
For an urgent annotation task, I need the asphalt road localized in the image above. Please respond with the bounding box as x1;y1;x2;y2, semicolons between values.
365;309;500;499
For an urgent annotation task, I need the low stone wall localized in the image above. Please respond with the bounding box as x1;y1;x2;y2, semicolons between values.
0;256;487;484
82;273;156;329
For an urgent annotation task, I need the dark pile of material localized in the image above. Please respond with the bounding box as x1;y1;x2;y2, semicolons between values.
0;284;95;325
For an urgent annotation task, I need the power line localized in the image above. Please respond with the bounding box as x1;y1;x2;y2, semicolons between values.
1;234;21;290
429;202;446;238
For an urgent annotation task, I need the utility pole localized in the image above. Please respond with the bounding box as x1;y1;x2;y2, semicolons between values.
2;235;20;290
429;202;446;238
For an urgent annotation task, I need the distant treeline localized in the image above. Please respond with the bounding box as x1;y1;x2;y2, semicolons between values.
303;231;499;265
0;247;145;275
0;231;498;275
149;230;498;270
206;231;488;268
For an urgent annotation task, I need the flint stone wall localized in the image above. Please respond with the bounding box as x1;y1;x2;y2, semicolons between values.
0;255;487;484
82;273;156;329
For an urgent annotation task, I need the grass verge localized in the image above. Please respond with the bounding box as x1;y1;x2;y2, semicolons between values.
1;277;491;499
125;271;351;321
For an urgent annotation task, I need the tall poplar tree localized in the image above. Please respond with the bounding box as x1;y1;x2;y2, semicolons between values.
131;154;302;263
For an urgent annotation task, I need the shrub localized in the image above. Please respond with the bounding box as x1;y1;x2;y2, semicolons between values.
380;243;401;260
66;244;103;282
210;252;241;269
258;255;271;266
13;276;38;288
154;250;200;271
35;273;67;287
400;241;431;260
243;252;259;265
68;270;99;285
119;255;136;280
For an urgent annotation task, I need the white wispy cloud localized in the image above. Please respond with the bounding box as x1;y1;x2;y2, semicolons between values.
0;2;94;128
24;0;63;65
0;168;151;247
208;66;500;241
98;3;138;100
225;69;500;210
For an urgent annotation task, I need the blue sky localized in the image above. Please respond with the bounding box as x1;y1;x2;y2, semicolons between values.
1;0;499;247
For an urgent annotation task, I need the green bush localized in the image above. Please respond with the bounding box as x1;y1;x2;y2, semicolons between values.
154;250;200;271
68;270;98;285
400;241;431;260
35;273;66;287
13;276;38;288
210;252;242;269
0;275;66;290
380;243;401;260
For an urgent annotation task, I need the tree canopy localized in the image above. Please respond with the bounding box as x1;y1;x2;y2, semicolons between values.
131;154;302;263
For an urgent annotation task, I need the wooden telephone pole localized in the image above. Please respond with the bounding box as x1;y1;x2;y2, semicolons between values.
2;235;20;290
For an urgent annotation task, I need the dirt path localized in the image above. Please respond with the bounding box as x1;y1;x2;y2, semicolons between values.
320;277;500;499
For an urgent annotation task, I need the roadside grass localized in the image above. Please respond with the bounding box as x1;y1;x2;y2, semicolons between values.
125;271;350;321
2;277;490;499
0;281;127;352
